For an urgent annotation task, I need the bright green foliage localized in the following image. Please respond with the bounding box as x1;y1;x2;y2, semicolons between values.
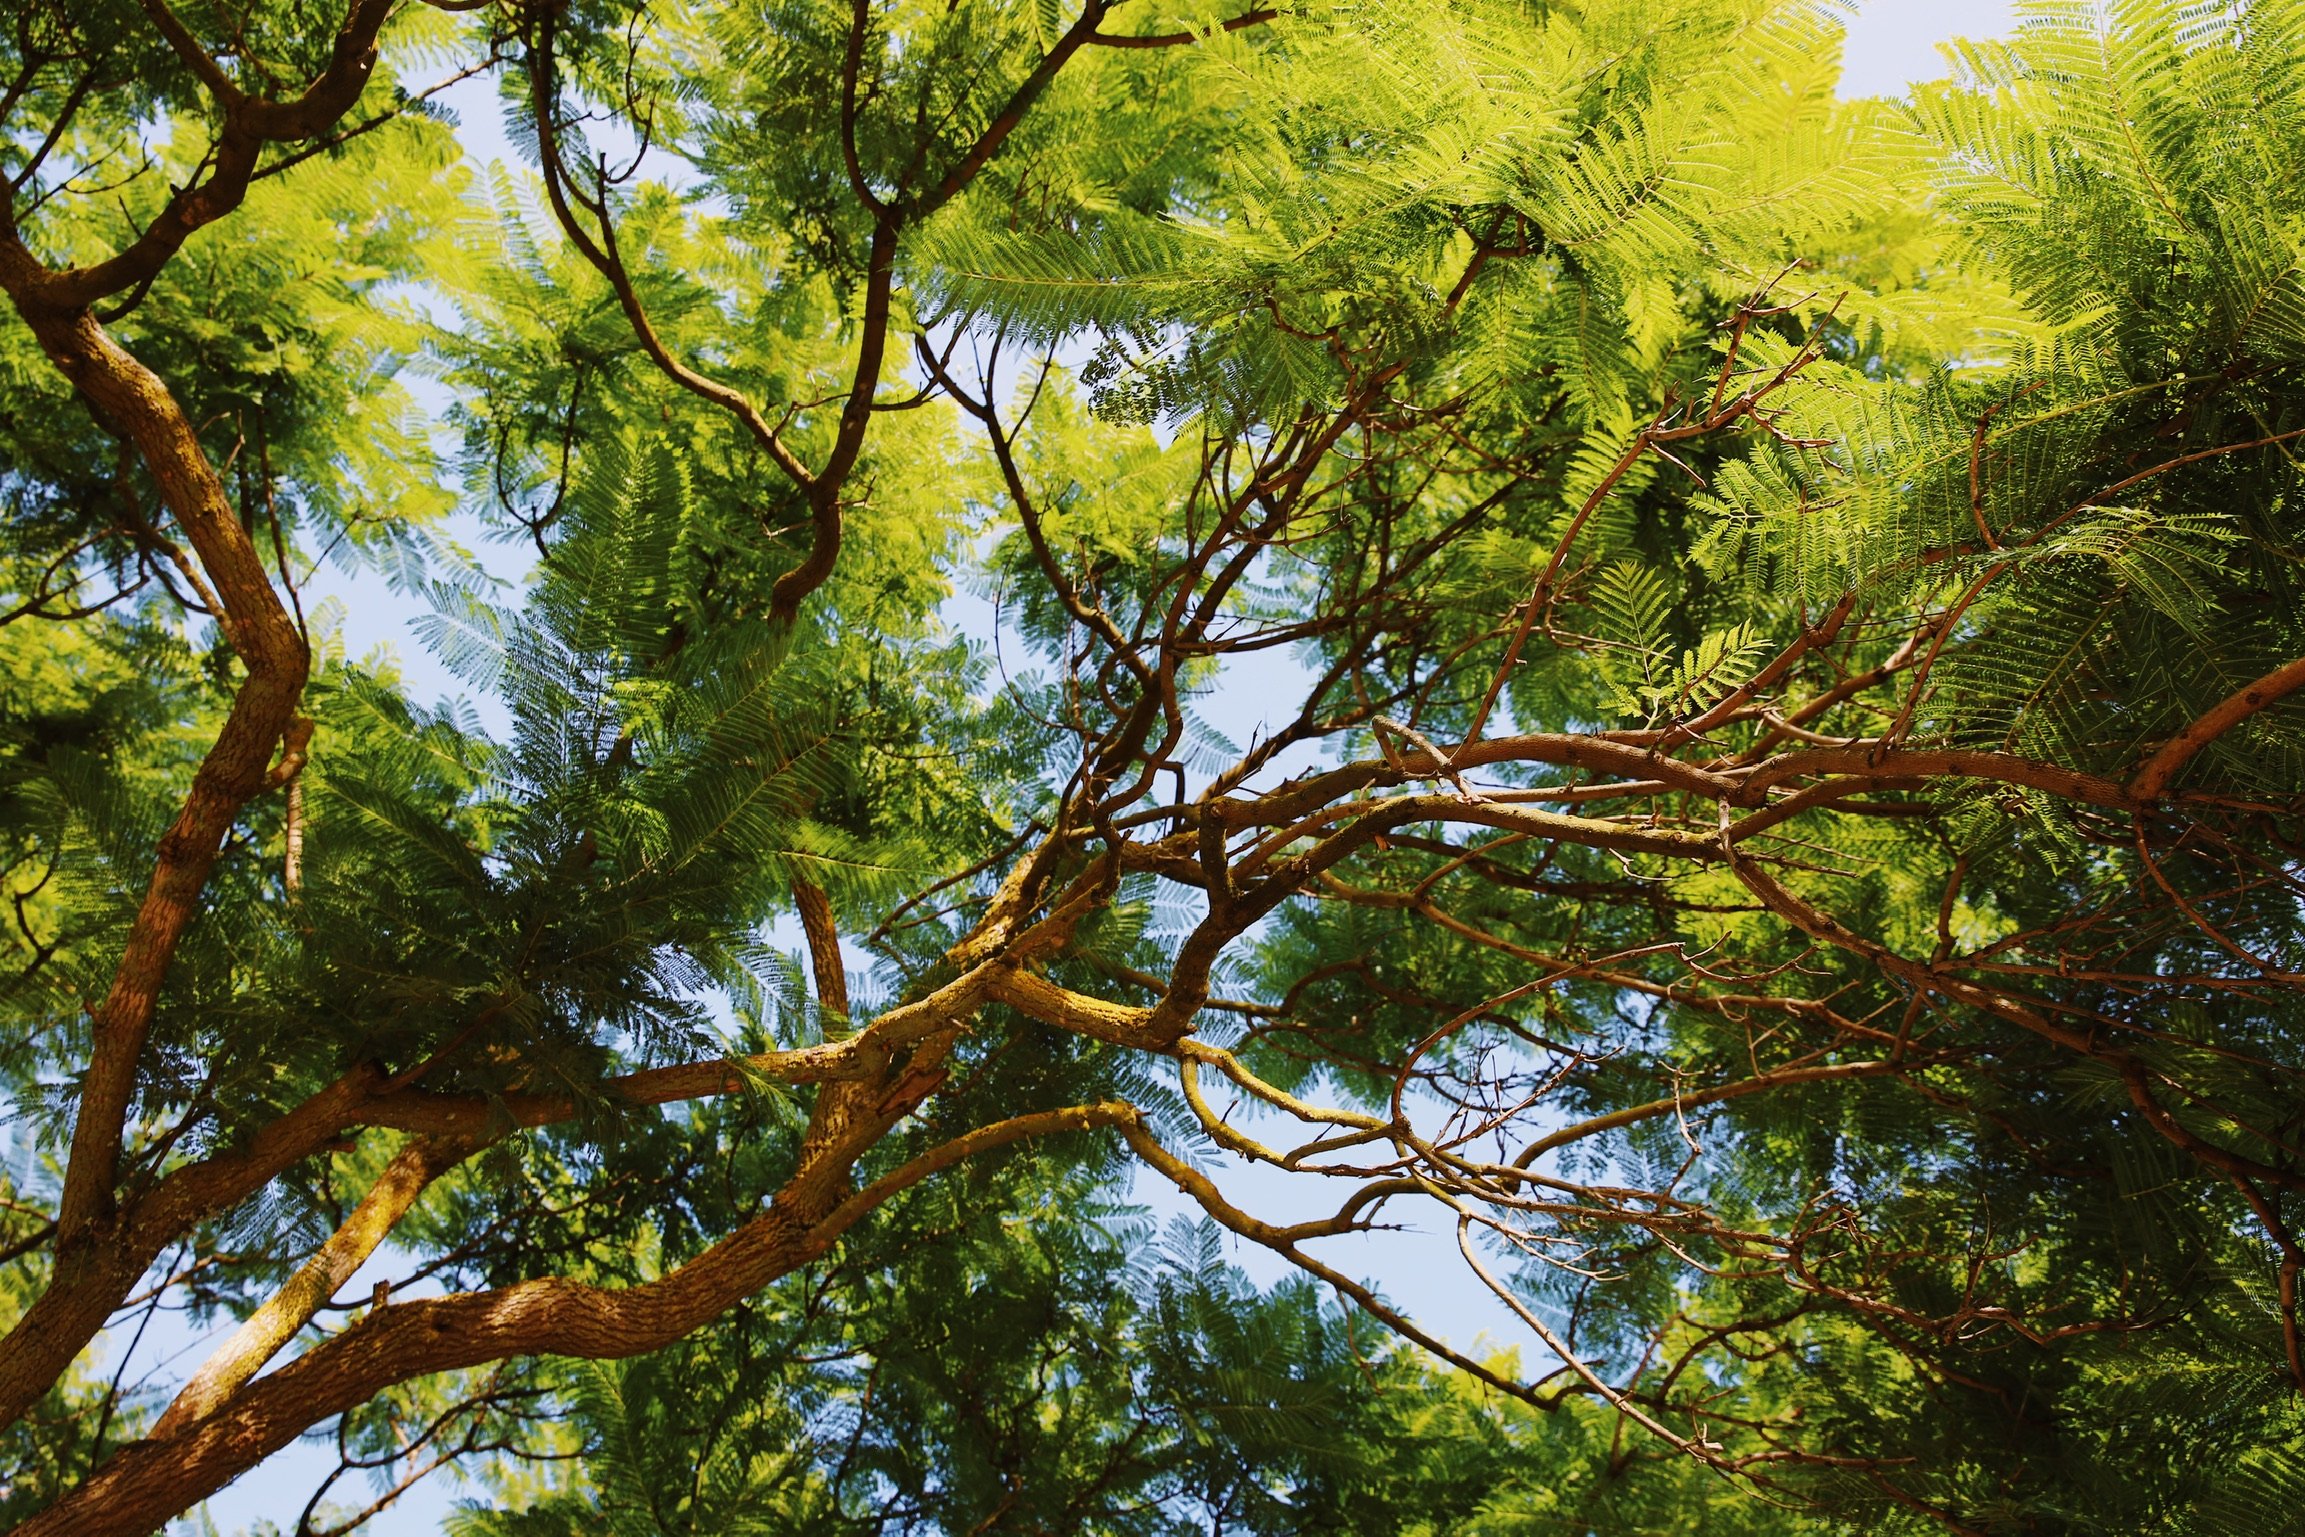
0;121;460;604
3;2;2305;1536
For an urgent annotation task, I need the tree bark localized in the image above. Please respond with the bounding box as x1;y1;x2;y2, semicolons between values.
150;1135;479;1438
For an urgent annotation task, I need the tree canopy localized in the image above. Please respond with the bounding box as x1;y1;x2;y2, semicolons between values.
2;1;2304;1533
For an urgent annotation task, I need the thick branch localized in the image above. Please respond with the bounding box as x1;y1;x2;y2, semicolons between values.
791;875;849;1019
0;1066;381;1442
25;1104;1138;1537
150;1135;479;1437
0;305;311;1245
2129;654;2305;798
21;0;397;313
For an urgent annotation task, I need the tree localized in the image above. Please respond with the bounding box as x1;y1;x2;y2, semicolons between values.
1;0;2302;1533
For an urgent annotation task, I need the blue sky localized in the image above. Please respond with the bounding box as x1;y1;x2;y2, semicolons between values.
1842;0;2018;97
170;4;2022;1531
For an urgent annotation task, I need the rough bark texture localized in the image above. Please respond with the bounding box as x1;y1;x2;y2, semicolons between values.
792;874;850;1018
150;1136;478;1438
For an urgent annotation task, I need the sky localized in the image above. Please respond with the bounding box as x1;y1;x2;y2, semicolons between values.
1841;0;2019;97
163;3;2020;1531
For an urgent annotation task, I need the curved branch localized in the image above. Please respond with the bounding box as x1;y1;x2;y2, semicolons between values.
1088;7;1281;48
2129;654;2305;799
21;1103;1140;1537
0;312;311;1239
151;1134;482;1437
1514;1060;1931;1165
22;0;398;312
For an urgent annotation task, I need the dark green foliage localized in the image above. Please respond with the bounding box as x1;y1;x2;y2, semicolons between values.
447;1204;1835;1537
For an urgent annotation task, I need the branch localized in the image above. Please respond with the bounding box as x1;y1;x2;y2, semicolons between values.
521;11;815;495
1730;856;2305;1198
20;0;399;312
150;1135;480;1437
1734;747;2135;813
0;0;423;1436
29;317;311;1243
23;1105;1138;1537
1118;1118;1578;1417
0;956;997;1437
986;968;1169;1051
791;874;849;1019
363;962;1006;1135
1088;7;1282;48
0;1066;380;1441
1515;1060;1928;1164
2128;654;2305;799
